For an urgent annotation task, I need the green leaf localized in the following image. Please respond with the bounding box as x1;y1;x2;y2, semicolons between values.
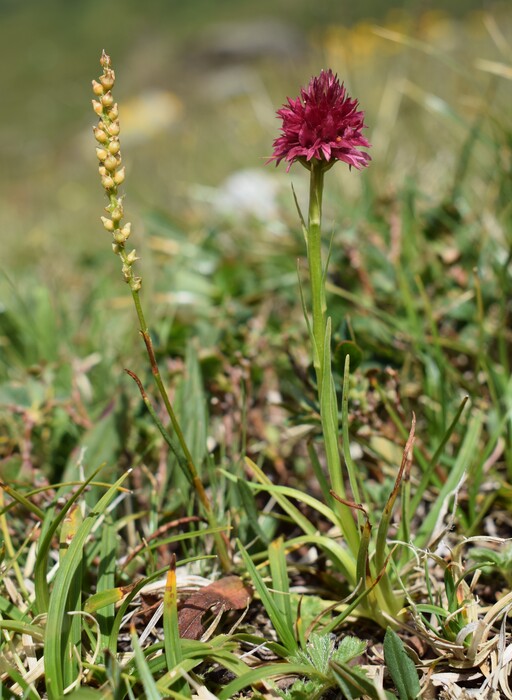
330;659;382;699
0;482;45;521
290;632;335;675
0;620;44;641
217;663;322;700
333;636;367;664
383;627;421;700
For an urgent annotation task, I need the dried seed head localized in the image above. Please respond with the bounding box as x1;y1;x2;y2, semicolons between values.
94;51;141;282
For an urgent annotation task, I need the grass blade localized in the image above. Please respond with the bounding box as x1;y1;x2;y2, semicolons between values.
34;465;103;615
237;539;298;653
268;537;294;637
163;554;189;696
130;624;162;700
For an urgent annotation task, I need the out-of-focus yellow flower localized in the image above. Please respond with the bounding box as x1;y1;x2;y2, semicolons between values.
118;90;183;145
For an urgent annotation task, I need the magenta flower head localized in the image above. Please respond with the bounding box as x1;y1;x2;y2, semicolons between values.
269;69;371;172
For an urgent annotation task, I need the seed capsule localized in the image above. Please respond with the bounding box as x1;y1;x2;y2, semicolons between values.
114;230;128;244
92;80;104;95
100;71;115;91
101;92;114;108
101;216;114;231
126;248;138;264
108;140;120;155
104;155;118;172
94;127;108;144
113;167;125;185
108;104;119;120
111;206;123;222
108;121;120;136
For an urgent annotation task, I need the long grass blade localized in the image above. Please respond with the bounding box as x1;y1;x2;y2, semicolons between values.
130;624;162;700
237;539;298;653
34;465;104;616
268;538;294;636
163;554;189;696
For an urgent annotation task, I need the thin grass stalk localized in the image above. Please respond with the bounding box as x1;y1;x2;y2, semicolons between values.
92;52;231;573
125;369;231;573
0;489;30;598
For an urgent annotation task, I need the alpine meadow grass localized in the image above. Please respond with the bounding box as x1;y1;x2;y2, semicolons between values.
1;7;512;698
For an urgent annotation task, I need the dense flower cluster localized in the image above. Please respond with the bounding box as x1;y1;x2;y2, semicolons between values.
270;69;371;171
92;51;140;289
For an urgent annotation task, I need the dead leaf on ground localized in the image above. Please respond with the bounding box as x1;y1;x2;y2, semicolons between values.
178;575;253;640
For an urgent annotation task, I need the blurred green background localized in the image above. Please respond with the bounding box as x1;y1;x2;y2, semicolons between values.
2;0;509;284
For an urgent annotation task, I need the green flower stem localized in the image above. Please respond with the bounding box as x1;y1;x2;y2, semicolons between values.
122;253;231;574
307;161;359;556
307;161;326;384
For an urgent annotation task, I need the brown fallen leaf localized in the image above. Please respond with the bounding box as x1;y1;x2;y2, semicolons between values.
178;575;252;640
